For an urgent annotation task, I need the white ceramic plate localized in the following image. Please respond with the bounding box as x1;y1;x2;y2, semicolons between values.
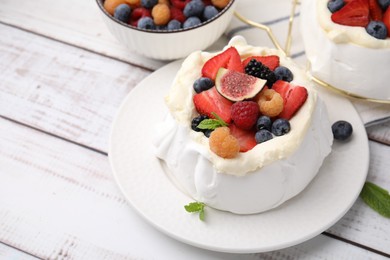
109;60;369;253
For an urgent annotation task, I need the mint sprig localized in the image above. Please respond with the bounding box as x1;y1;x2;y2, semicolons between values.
197;112;228;130
360;182;390;218
184;202;206;221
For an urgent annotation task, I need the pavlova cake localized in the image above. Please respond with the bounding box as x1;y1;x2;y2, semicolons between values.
153;36;333;215
300;0;390;100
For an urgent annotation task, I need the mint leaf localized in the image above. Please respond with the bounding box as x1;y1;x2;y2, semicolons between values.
360;182;390;218
197;112;228;130
184;202;205;221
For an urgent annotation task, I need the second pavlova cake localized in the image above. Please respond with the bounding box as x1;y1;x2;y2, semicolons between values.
153;36;333;215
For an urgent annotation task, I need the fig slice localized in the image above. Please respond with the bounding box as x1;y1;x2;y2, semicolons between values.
215;68;267;102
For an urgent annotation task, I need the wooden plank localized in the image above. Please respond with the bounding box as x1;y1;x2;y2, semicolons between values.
0;117;387;259
0;0;166;70
0;243;39;260
0;23;150;152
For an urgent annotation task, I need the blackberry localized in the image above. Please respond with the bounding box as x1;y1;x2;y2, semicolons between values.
191;115;209;132
245;59;277;87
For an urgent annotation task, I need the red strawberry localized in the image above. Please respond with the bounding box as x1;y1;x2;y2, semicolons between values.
229;124;257;152
170;6;186;23
193;87;233;123
129;7;151;27
331;0;370;27
171;0;191;10
369;0;383;20
230;101;259;130
383;7;390;37
241;55;280;71
201;47;244;81
272;80;308;120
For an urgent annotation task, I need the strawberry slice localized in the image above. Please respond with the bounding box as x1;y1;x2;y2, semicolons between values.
369;0;383;20
383;6;390;37
201;47;244;81
241;55;280;71
193;87;233;123
272;80;308;120
229;124;257;152
331;0;370;27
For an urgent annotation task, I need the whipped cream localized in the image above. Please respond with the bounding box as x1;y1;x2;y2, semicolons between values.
153;36;333;214
301;0;390;100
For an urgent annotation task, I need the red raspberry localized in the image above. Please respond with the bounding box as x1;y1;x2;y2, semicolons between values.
171;0;191;10
129;7;151;26
231;101;259;130
170;6;186;23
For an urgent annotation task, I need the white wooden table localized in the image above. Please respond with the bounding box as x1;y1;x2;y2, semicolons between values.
1;0;389;259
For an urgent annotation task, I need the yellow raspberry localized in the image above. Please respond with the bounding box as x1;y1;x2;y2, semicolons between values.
257;89;284;117
211;0;230;9
125;0;141;8
152;3;171;26
104;0;128;15
209;127;240;159
158;0;170;5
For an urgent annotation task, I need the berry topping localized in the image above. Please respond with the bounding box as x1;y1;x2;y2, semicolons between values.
104;0;128;15
244;59;277;88
130;7;151;26
366;20;388;39
272;80;308;120
211;0;230;9
332;120;353;140
201;47;244;81
229;124;257;152
274;66;294;82
215;68;266;102
191;115;209;132
152;3;171;25
183;16;202;28
242;55;280;71
256;115;272;131
193;77;214;93
167;19;182;29
383;6;390;36
171;0;191;9
138;16;156;29
255;129;273;144
193;87;233;123
114;4;132;22
271;118;291;136
170;6;186;23
257;88;284;117
369;0;383;20
327;0;345;13
378;0;390;10
230;101;260;130
209;127;240;158
203;5;219;20
331;0;370;27
183;0;205;17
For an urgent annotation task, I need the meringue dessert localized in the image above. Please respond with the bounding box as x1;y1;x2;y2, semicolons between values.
153;36;333;214
300;0;390;100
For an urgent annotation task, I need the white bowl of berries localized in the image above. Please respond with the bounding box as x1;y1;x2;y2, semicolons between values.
96;0;237;60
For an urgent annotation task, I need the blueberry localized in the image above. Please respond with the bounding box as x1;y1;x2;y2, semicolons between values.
271;118;291;136
141;0;158;9
332;120;353;141
183;16;202;29
203;5;219;21
274;66;294;82
327;0;345;13
203;129;213;138
167;19;182;30
255;129;273;144
193;77;214;93
114;4;131;23
256;116;272;131
183;0;205;18
378;0;390;10
156;25;167;30
191;115;208;132
366;21;388;39
138;17;156;30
